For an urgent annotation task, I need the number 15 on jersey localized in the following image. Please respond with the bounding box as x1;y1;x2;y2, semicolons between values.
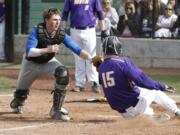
102;71;115;88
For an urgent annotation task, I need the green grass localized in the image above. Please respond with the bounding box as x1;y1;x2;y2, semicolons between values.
0;74;179;94
149;75;180;93
0;76;14;93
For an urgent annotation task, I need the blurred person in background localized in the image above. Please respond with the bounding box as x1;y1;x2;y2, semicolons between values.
167;0;180;37
155;3;177;38
174;0;180;16
116;2;141;37
0;0;5;61
167;0;176;8
101;0;119;35
141;0;159;37
115;0;130;17
167;0;180;16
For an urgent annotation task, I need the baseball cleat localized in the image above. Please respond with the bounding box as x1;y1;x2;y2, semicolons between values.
72;86;84;92
60;114;71;121
11;106;23;114
49;107;70;121
91;82;100;93
175;110;180;117
10;97;25;114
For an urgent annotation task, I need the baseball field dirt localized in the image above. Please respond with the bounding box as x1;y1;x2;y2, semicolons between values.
0;68;180;135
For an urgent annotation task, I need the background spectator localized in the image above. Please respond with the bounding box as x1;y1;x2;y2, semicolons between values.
117;2;141;37
174;0;180;16
0;0;5;61
155;3;178;38
141;0;157;37
167;0;180;37
168;0;177;8
101;0;119;35
115;0;131;16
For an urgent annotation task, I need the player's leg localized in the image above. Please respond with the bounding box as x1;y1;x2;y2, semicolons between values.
152;90;180;115
139;87;180;116
50;66;69;121
122;87;164;118
0;20;5;60
70;28;86;91
10;57;38;113
121;95;149;118
82;28;99;93
73;53;86;91
42;58;70;121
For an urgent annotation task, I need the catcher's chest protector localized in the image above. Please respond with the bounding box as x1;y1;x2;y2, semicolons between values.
37;23;65;46
27;23;65;63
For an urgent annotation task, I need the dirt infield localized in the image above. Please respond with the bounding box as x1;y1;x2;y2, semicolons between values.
0;68;180;135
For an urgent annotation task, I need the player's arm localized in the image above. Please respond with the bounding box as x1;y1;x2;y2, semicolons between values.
124;58;166;91
26;28;59;57
63;34;92;60
60;0;70;29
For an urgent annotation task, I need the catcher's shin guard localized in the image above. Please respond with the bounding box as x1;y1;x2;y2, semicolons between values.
10;89;29;113
50;66;70;121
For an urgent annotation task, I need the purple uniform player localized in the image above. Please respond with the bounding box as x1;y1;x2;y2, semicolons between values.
0;0;5;60
62;0;104;28
98;36;180;118
61;0;107;93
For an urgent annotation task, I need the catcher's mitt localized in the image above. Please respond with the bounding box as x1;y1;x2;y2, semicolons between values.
92;56;103;71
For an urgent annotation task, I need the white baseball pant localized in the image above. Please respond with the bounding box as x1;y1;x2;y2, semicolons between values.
121;87;180;118
70;27;98;87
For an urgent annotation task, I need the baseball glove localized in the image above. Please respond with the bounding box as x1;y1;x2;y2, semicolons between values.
92;56;103;71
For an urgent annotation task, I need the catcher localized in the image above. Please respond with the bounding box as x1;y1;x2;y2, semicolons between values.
10;8;92;121
92;36;180;118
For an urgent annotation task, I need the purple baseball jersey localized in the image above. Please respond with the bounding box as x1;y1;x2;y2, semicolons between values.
98;56;166;112
61;0;104;28
0;3;5;23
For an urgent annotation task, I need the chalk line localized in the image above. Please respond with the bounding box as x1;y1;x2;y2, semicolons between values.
0;94;12;97
96;115;120;119
0;123;53;133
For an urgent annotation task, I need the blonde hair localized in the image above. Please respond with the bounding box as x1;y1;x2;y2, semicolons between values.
125;2;136;14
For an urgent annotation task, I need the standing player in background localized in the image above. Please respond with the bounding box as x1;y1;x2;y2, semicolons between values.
0;0;5;61
93;36;180;119
10;8;92;121
61;0;108;93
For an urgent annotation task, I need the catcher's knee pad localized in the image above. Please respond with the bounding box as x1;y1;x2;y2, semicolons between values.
54;66;69;88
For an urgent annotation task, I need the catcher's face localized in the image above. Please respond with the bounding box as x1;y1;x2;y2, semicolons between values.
46;14;61;32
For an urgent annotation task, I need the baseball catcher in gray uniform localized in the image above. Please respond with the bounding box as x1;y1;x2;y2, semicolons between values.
10;8;92;121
